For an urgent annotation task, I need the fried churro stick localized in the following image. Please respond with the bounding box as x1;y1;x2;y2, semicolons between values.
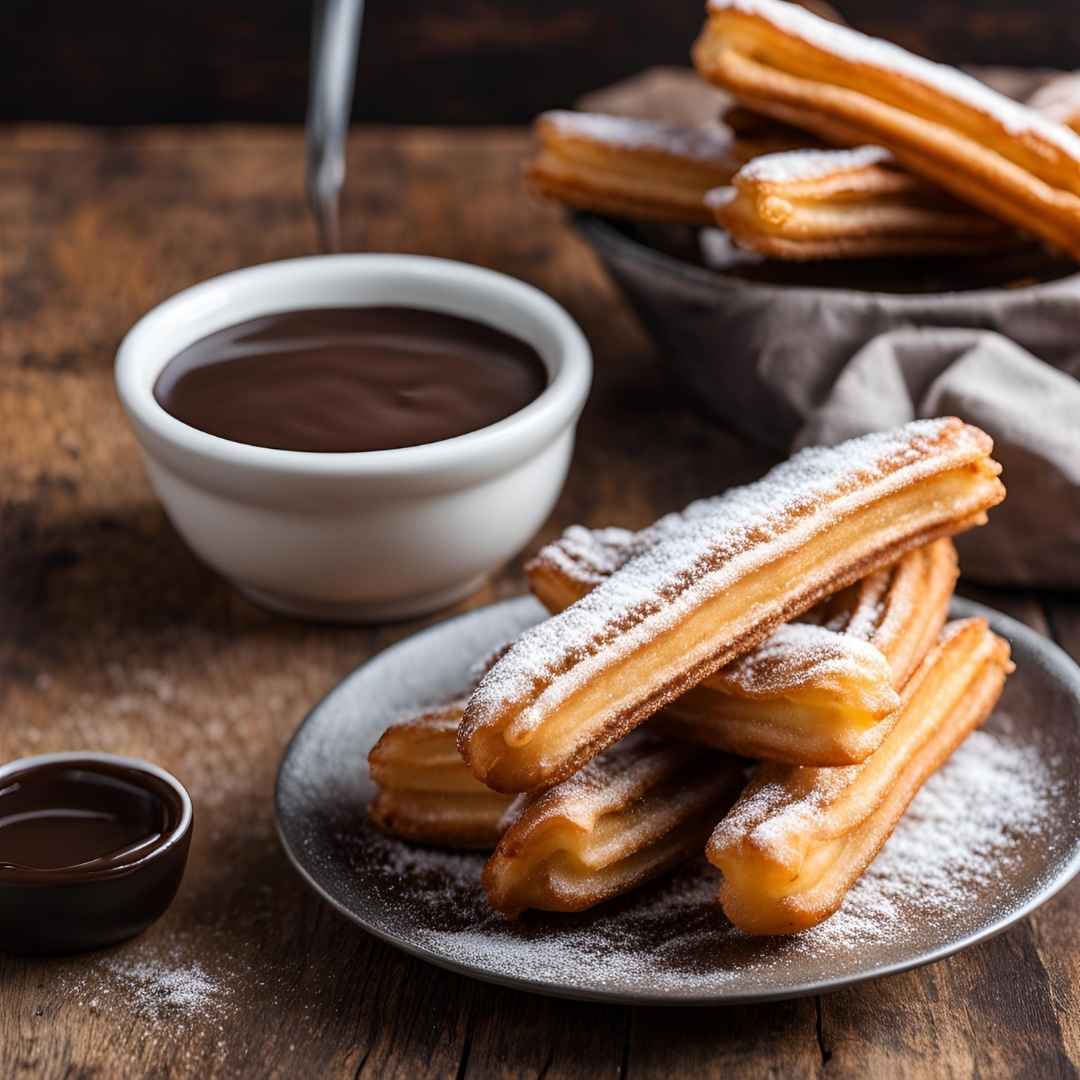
529;492;957;765
713;145;1018;260
693;0;1080;256
812;537;957;690
484;734;745;916
529;111;744;224
707;618;1013;934
368;700;512;849
655;623;899;765
461;419;1004;793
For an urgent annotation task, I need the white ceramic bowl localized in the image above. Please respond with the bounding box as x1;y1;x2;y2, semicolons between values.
115;255;592;622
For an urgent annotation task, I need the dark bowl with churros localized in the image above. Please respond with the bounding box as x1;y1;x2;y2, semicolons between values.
526;0;1080;449
574;212;1080;450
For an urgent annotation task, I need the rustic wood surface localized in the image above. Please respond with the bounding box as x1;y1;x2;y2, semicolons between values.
5;1;1080;125
1;126;1078;1079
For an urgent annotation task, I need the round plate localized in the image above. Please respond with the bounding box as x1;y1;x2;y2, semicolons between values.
275;596;1080;1005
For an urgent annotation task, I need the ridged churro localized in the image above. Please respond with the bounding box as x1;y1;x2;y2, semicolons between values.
714;145;1017;260
368;700;512;849
529;110;745;224
655;623;899;765
694;0;1080;256
708;618;1013;934
461;419;1004;793
529;500;957;765
484;734;745;915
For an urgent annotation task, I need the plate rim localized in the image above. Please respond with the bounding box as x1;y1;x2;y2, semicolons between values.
274;595;1080;1006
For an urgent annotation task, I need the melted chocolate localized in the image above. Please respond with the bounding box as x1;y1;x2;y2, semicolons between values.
154;306;549;453
0;760;183;880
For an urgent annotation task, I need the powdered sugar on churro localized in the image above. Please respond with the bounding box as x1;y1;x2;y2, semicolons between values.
468;419;987;735
541;110;737;163
737;145;893;184
396;726;1062;992
708;0;1080;159
711;622;892;698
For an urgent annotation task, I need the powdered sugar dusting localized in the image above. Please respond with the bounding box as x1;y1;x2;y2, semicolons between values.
470;419;978;734
711;621;892;698
707;0;1080;160
106;956;220;1017
378;726;1064;992
737;145;893;184
541;110;737;163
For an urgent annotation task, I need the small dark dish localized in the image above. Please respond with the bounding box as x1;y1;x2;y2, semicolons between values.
0;752;193;956
574;213;1080;450
275;595;1080;1005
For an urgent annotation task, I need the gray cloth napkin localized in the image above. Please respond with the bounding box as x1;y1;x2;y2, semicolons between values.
796;329;1080;587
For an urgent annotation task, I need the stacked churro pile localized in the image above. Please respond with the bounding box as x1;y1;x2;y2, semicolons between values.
369;419;1011;934
527;0;1080;261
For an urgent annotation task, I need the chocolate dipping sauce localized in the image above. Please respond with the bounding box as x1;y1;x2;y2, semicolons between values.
154;306;549;453
0;759;183;880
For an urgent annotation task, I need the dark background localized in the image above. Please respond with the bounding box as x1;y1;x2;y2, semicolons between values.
6;1;1078;125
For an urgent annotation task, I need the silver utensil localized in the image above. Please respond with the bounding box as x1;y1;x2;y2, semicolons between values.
306;0;365;252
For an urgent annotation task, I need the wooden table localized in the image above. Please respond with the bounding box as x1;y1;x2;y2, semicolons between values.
2;126;1078;1079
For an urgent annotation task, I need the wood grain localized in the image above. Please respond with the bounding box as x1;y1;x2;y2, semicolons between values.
0;125;1078;1079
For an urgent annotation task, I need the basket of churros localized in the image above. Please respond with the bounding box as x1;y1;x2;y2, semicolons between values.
527;0;1080;450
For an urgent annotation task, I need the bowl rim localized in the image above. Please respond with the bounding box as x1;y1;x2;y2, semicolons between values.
115;254;592;478
575;212;1080;304
0;751;193;884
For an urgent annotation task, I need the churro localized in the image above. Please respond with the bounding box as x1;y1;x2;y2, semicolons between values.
484;734;744;915
530;496;957;765
707;618;1013;934
368;700;512;849
714;146;1017;260
656;623;899;765
812;537;957;690
462;419;1004;793
527;107;816;224
693;0;1080;256
529;110;744;224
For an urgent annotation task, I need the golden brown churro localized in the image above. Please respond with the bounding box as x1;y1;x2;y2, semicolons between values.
707;618;1013;934
714;146;1017;260
368;700;512;849
484;734;745;915
529;500;957;765
655;622;899;765
461;419;1004;793
693;0;1080;256
529;110;744;224
812;537;958;690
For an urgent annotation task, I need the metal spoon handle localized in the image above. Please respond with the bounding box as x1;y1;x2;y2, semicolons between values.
306;0;365;253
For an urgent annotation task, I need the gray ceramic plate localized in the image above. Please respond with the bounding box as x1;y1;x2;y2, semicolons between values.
275;596;1080;1005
